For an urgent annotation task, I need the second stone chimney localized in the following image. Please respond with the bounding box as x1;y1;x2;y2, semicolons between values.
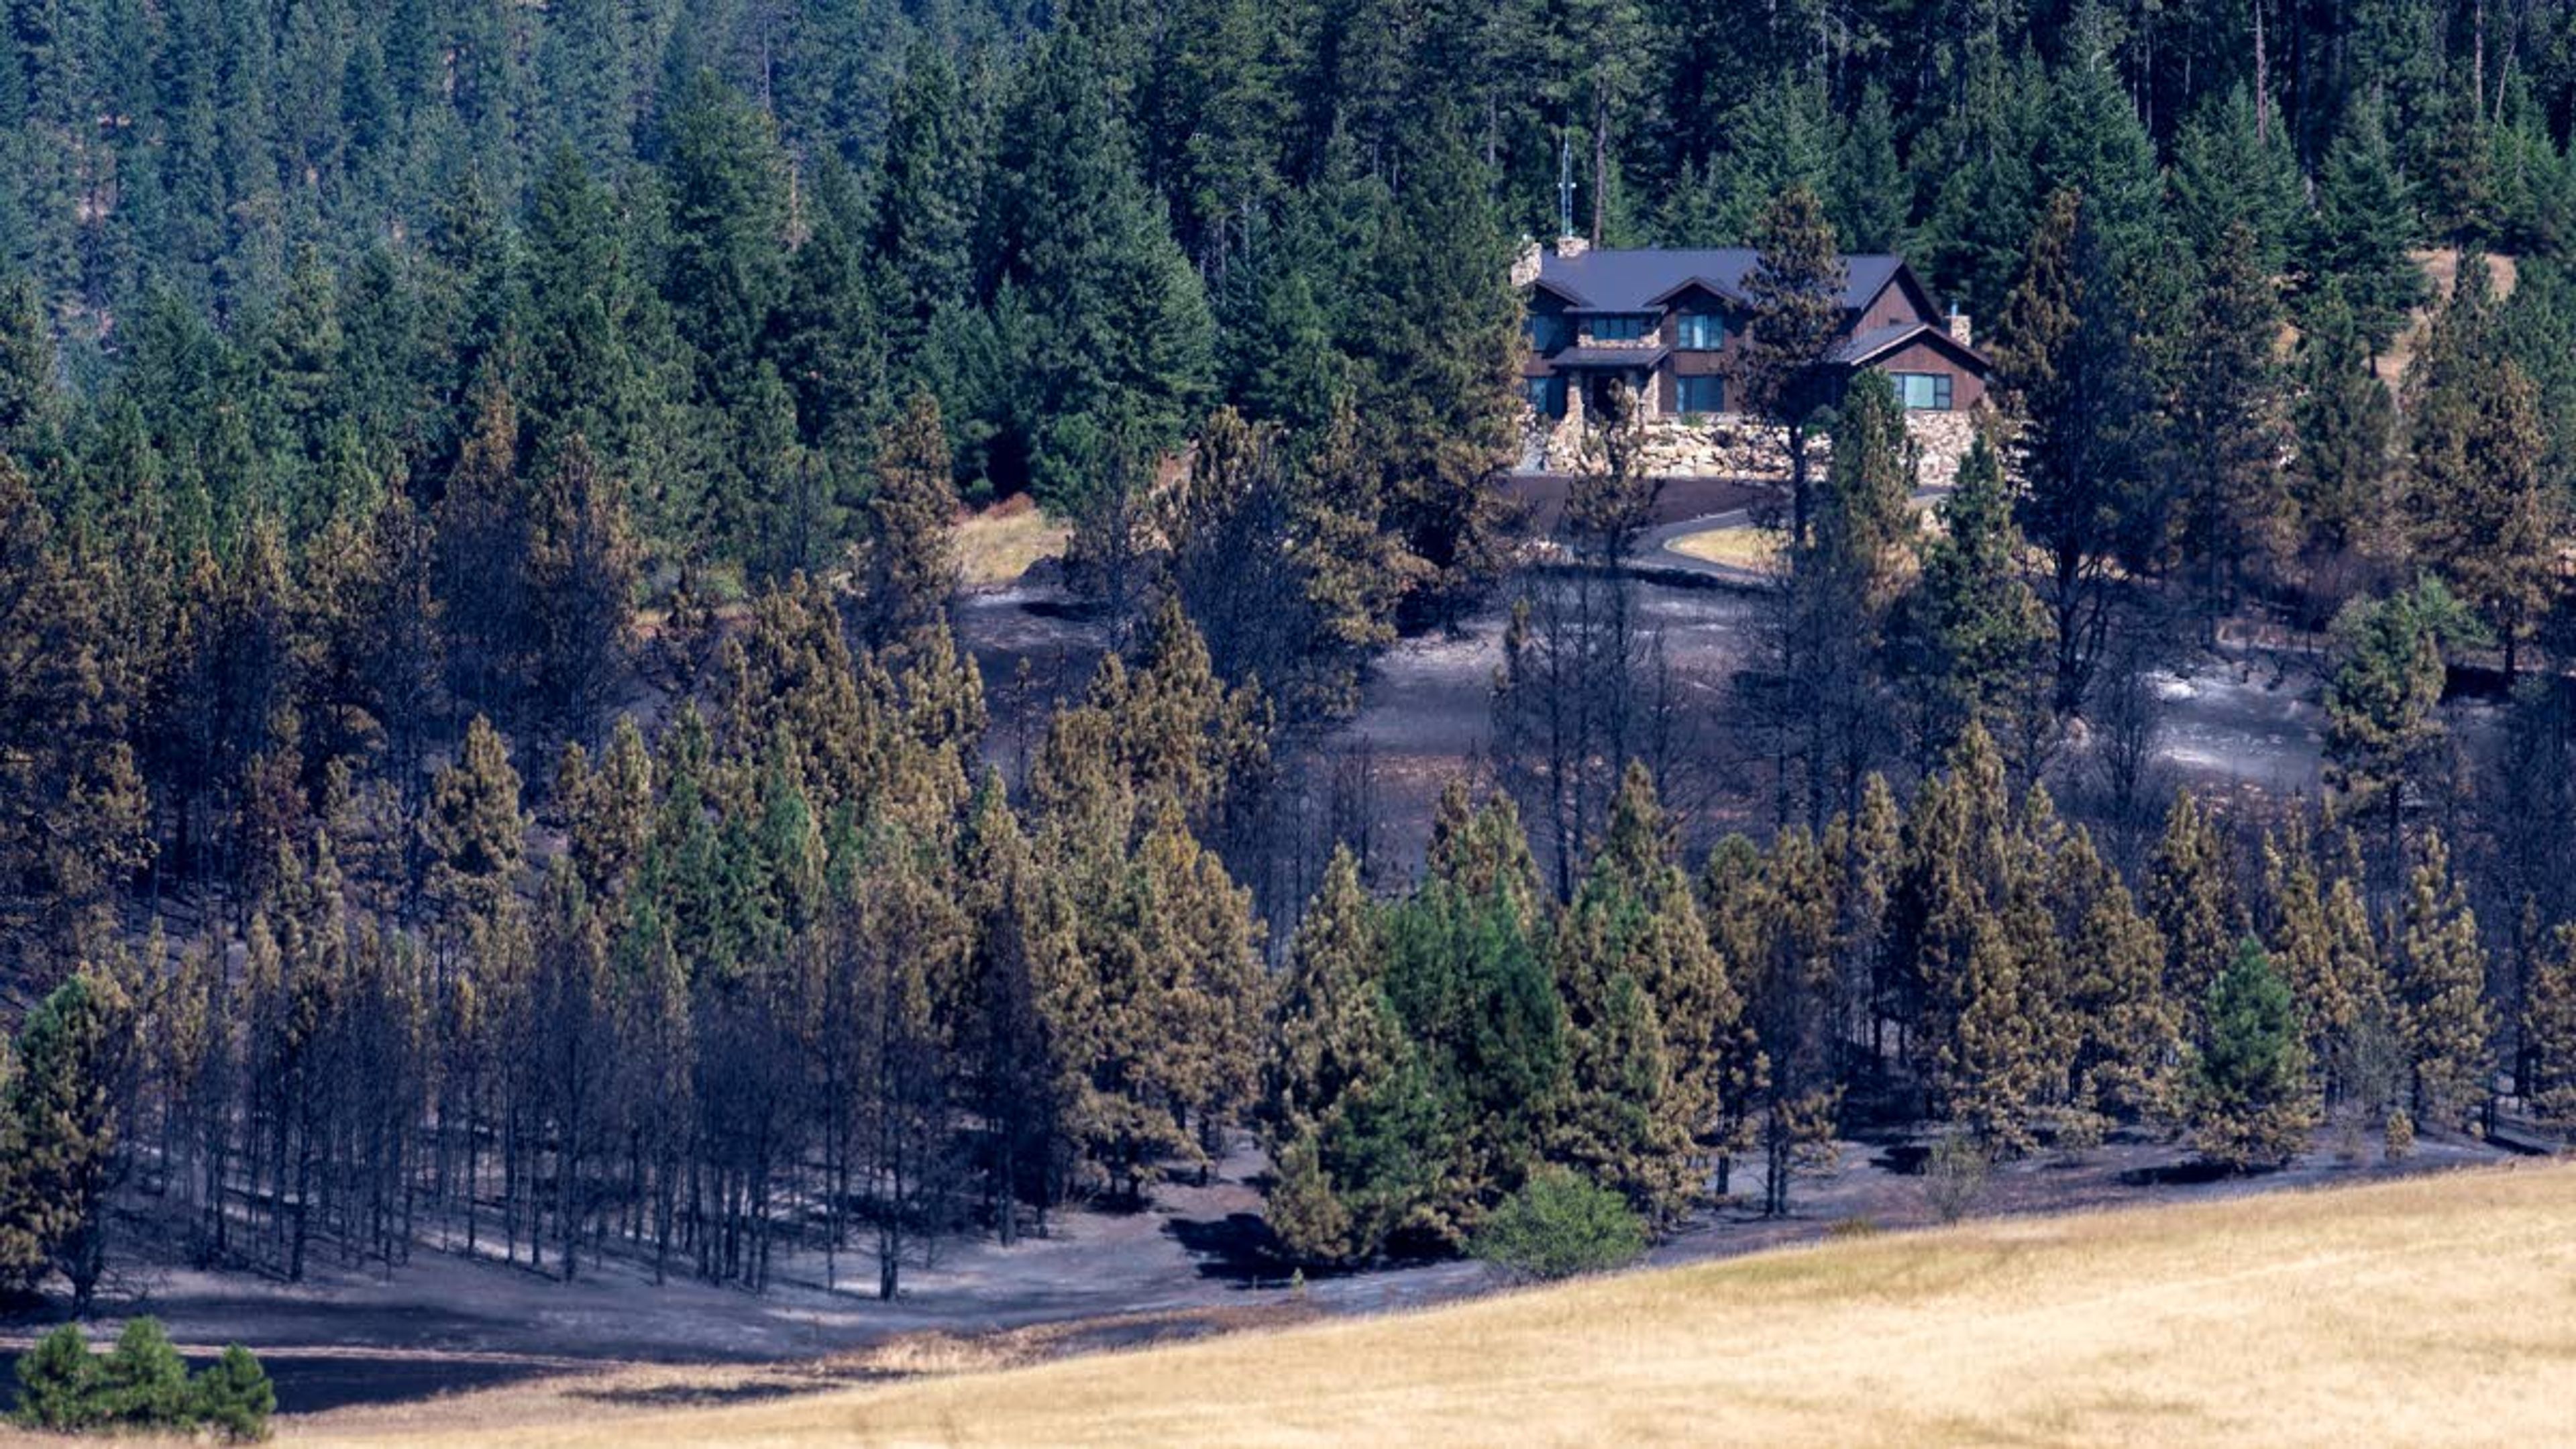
1554;233;1591;260
1947;306;1973;348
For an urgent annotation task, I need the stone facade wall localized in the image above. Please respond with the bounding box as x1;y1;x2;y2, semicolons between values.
1525;402;1985;488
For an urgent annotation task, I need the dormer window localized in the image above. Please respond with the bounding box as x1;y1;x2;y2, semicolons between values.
1589;314;1652;342
1676;313;1724;350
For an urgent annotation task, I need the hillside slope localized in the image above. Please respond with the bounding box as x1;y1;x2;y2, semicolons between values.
314;1160;2576;1448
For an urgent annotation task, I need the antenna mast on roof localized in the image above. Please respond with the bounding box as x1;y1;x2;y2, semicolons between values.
1557;133;1575;239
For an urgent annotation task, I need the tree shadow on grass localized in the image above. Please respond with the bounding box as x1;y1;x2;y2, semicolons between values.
1163;1213;1285;1287
2117;1159;2259;1188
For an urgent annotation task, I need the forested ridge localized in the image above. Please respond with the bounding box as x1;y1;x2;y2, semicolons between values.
5;0;2576;1311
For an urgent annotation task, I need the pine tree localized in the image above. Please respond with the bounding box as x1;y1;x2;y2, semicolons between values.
2322;580;2484;853
11;967;136;1308
773;156;888;463
1895;430;2047;771
2524;922;2576;1126
2187;940;2318;1169
567;717;655;901
659;68;789;416
2405;252;2554;677
1733;185;1846;547
1553;766;1741;1222
1829;85;1907;254
11;1325;99;1430
2167;89;2302;277
186;1344;274;1441
1732;828;1842;1213
871;41;982;372
984;31;1214;513
2167;221;2290;627
2144;790;2245;1033
1999;186;2156;712
2396;833;2491;1128
435;376;529;715
956;773;1065;1240
0;273;64;482
1784;368;1913;824
1264;847;1437;1265
856;392;960;650
1385;827;1564;1243
2302;96;2423;355
423;716;526;924
1426;780;1547;934
2289;292;2396;564
2057;826;2179;1128
0;1032;40;1291
95;1318;190;1428
1348;115;1521;621
1938;913;2050;1155
2262;820;2345;1068
523;433;638;749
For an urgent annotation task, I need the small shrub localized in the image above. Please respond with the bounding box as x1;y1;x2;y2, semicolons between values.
97;1318;193;1428
1472;1169;1648;1281
1921;1134;1992;1224
14;1324;102;1431
2383;1107;2415;1163
189;1344;276;1443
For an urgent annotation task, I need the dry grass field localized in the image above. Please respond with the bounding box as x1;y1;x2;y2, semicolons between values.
284;1159;2576;1448
954;497;1069;588
1661;521;1780;572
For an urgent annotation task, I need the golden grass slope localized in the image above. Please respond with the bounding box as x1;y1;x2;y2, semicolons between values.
312;1161;2576;1449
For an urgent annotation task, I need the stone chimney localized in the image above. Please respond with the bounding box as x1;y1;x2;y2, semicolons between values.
1554;233;1590;260
1510;236;1544;290
1947;305;1972;348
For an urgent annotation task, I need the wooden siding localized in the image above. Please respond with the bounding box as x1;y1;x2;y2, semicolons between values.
1855;272;1937;333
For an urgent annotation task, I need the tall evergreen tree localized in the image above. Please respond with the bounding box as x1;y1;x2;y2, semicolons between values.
10;968;136;1308
855;393;960;651
1264;847;1438;1265
2404;252;2554;677
2167;221;2290;629
1999;189;2155;712
1895;432;2047;771
2187;941;2317;1170
2302;97;2423;355
983;31;1214;512
1733;185;1846;547
2396;833;2490;1128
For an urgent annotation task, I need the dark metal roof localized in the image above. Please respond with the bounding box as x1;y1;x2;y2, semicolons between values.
1533;248;1908;314
1835;320;1995;371
1835;322;1927;364
1546;345;1672;369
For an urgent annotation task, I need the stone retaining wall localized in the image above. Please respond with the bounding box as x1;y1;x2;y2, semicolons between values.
1524;402;1986;487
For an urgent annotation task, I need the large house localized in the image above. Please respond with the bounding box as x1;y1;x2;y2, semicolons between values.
1515;236;1992;475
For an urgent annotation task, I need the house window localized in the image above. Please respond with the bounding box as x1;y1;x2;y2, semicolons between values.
1589;314;1651;342
1676;313;1724;350
1526;312;1571;353
1891;371;1953;411
1526;375;1567;418
1675;376;1725;415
